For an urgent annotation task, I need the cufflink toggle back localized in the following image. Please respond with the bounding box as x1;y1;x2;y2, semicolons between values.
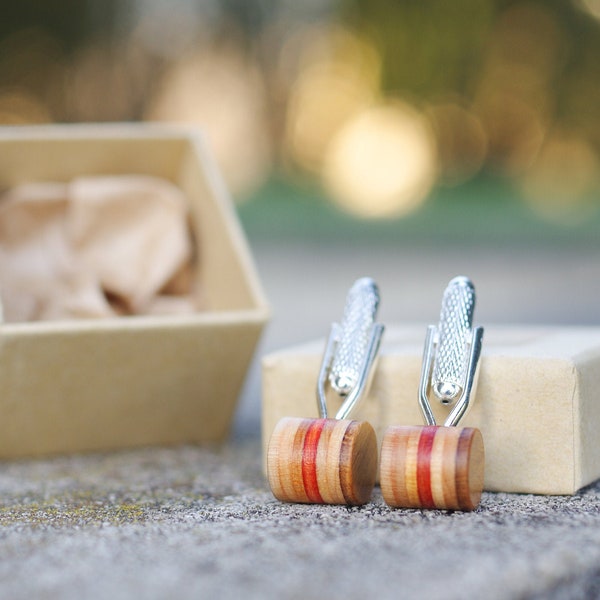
380;276;485;511
267;278;383;505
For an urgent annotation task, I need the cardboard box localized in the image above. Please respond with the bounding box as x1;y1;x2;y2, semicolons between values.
262;325;600;495
0;124;269;458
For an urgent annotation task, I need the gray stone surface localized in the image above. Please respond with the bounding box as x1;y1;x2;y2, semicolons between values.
2;241;600;599
1;441;600;599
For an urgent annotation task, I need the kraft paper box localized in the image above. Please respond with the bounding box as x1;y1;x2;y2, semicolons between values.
262;325;600;495
0;124;269;458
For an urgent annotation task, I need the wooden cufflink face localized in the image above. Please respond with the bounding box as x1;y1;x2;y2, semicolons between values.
380;425;484;511
267;417;378;506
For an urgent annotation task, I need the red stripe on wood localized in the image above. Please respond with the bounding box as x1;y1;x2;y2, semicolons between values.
416;426;438;509
302;419;325;503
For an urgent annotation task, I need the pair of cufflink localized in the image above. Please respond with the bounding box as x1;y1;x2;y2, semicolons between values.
267;276;485;511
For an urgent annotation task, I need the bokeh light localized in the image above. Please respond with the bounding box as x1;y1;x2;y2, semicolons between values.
323;102;436;218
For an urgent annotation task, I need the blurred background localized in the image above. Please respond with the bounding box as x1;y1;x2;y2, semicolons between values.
1;0;599;431
2;0;600;217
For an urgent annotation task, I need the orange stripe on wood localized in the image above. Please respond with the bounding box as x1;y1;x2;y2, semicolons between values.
416;426;437;509
289;418;312;503
302;419;325;503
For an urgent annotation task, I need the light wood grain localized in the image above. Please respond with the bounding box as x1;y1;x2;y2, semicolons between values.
380;425;484;511
267;417;378;505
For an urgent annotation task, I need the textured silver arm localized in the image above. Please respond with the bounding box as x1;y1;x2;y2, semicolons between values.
432;276;476;404
329;278;380;396
418;275;484;427
316;277;383;420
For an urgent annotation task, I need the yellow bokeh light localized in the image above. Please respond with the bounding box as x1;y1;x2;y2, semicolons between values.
323;102;436;219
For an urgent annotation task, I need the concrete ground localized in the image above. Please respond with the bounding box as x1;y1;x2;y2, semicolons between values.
2;239;600;599
2;440;600;600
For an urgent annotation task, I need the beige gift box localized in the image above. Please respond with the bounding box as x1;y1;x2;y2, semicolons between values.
0;124;269;458
262;326;600;495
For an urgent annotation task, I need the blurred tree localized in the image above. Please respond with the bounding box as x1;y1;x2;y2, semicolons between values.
338;0;600;199
341;0;600;142
340;0;494;97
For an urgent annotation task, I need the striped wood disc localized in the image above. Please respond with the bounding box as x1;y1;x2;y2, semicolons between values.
267;417;378;505
380;425;484;511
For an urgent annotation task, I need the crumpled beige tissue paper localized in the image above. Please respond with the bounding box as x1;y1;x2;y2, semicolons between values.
0;175;200;322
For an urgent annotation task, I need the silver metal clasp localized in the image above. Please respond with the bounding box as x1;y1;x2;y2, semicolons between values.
418;276;484;427
317;277;385;420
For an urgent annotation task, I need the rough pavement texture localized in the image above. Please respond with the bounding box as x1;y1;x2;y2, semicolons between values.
2;243;599;599
1;440;600;600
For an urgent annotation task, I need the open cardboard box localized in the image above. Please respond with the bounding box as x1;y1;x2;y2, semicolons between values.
0;124;269;458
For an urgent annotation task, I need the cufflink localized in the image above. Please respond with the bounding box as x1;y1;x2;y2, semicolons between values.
380;276;485;511
267;278;383;505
